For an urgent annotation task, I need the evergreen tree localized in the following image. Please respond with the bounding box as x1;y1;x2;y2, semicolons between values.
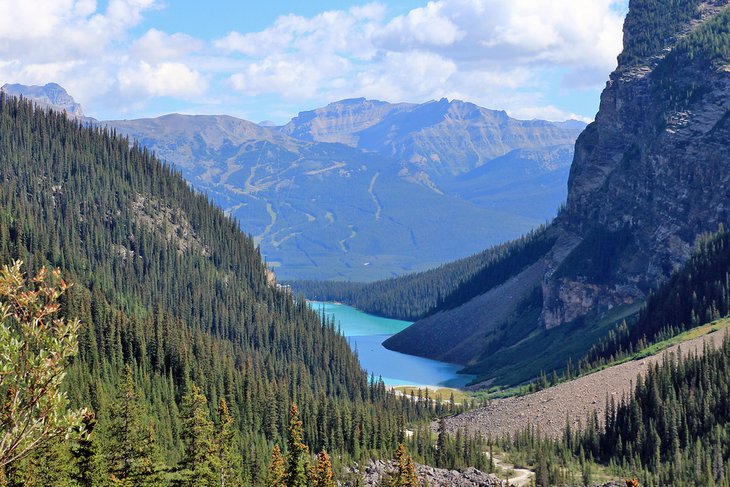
179;384;217;486
104;365;161;485
310;450;335;487
215;398;241;487
266;445;285;487
389;443;418;487
70;411;104;487
285;405;309;487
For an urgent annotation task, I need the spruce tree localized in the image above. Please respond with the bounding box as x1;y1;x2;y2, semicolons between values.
215;398;241;487
105;364;162;485
267;445;285;487
311;450;335;487
179;384;217;486
389;443;417;487
285;404;309;487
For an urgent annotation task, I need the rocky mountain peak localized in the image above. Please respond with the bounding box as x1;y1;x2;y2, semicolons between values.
542;1;730;328
1;82;86;118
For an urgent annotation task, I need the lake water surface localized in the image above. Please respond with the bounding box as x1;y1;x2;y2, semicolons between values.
309;301;475;388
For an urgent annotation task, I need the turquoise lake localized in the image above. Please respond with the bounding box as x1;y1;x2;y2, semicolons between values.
308;301;475;388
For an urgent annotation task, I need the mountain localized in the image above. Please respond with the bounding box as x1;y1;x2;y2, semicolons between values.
0;93;454;483
383;0;730;385
281;97;583;184
103;100;582;281
4;85;583;281
1;82;87;119
105;114;538;281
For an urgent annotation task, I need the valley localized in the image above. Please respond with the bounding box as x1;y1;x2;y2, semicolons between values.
310;301;474;388
3;0;730;485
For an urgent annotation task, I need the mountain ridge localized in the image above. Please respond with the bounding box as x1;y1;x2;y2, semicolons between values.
2;82;583;281
383;0;730;385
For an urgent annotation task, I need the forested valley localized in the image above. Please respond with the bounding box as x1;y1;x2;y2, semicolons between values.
0;95;486;485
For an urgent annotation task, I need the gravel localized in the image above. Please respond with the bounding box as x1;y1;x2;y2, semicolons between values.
445;329;728;439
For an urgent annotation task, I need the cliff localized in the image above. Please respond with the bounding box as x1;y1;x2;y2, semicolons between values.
385;0;730;384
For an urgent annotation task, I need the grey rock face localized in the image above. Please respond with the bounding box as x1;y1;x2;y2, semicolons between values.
542;0;730;328
1;83;86;118
358;460;505;487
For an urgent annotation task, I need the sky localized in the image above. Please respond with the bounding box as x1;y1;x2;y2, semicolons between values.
0;0;629;124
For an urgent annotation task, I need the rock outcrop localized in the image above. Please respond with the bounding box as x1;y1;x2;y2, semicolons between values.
358;460;505;486
542;0;730;328
1;82;86;119
385;0;730;384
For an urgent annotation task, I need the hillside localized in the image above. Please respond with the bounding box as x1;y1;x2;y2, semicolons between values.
383;0;730;386
107;113;539;281
7;81;583;281
445;319;730;439
0;94;445;483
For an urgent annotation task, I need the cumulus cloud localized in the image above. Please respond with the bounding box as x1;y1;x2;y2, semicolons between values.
0;0;627;122
218;0;625;119
118;61;207;98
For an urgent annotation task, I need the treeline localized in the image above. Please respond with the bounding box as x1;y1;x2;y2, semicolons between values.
618;0;702;66
651;4;730;118
583;225;730;369
0;95;468;483
290;227;550;321
498;335;730;486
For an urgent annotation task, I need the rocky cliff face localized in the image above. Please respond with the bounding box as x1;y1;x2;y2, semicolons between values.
385;0;730;384
281;97;584;182
1;83;86;118
542;0;730;328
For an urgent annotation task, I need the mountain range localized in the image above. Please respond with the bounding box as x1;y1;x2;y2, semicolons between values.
380;0;730;385
0;83;584;281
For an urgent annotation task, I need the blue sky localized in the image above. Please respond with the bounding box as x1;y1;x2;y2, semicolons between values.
0;0;629;124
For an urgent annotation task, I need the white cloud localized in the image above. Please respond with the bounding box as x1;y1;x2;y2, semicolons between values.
508;105;594;123
0;0;628;122
133;29;204;62
375;2;465;47
119;61;207;98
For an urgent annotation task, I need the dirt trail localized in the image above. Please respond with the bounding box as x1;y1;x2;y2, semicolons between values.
446;328;728;439
487;452;533;487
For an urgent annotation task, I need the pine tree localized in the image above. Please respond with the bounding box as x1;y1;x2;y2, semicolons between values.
179;383;217;486
215;398;241;487
389;443;418;487
310;450;335;487
285;404;309;487
105;364;162;485
70;411;104;487
436;419;447;467
266;445;285;487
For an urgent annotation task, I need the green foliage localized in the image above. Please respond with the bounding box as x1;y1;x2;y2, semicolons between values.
215;398;242;487
179;384;217;486
291;226;552;321
554;227;635;283
0;261;85;467
285;405;309;487
0;95;476;484
103;365;162;485
584;225;730;369
618;0;703;66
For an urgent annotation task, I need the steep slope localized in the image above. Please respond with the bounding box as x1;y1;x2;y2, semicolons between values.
0;95;441;481
1;82;87;119
107;114;537;281
282;97;584;184
8;84;584;281
385;0;730;385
